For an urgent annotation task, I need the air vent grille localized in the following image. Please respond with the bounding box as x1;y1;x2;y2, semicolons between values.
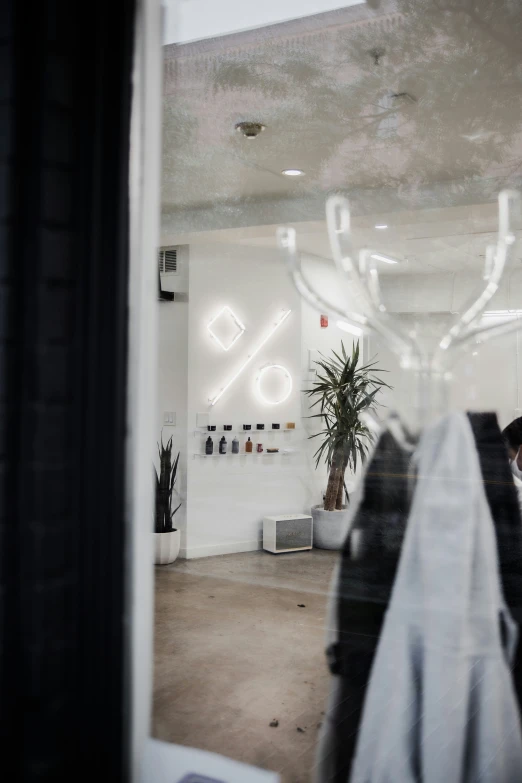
158;247;178;275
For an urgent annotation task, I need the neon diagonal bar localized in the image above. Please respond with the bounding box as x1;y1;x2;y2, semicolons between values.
209;310;291;406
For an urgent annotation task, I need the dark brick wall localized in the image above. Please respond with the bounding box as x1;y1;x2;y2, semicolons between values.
0;1;136;779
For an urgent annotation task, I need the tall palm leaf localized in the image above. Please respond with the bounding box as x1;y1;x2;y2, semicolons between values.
304;341;390;511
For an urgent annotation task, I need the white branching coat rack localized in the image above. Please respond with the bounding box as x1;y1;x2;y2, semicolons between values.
277;190;521;427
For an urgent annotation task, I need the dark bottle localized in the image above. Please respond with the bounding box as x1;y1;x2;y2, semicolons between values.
205;436;213;455
245;437;253;453
232;436;239;454
219;436;227;454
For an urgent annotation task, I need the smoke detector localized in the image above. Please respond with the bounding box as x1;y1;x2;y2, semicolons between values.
235;121;266;139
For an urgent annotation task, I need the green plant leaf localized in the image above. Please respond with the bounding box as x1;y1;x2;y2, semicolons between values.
170;450;180;493
154;441;182;533
305;340;391;494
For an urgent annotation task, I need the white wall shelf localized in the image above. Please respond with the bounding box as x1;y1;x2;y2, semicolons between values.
193;450;298;459
194;428;297;435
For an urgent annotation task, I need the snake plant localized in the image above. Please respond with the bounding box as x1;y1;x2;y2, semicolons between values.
154;434;181;533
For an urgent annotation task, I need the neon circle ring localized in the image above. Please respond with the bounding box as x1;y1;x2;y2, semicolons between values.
256;364;293;405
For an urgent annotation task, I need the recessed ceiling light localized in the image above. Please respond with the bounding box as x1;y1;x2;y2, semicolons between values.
370;253;398;265
282;169;305;177
375;224;388;229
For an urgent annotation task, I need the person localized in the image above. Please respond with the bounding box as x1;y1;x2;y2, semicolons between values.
503;417;522;481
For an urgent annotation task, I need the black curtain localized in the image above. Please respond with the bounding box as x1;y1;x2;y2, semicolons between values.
1;0;136;779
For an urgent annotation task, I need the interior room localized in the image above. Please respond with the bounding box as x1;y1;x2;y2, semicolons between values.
152;2;522;781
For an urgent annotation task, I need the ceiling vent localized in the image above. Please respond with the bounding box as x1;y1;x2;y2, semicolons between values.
158;247;179;275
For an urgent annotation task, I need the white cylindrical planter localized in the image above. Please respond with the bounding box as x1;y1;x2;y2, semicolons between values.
311;505;352;550
154;529;181;565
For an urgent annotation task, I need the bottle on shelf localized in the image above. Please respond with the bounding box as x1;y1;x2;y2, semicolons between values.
219;436;227;454
232;436;239;454
205;436;214;455
256;443;263;453
245;437;253;453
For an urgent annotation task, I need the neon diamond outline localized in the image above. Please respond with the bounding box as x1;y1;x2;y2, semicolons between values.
207;306;246;351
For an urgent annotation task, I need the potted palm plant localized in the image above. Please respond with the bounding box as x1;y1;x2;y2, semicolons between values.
154;434;182;565
305;341;389;550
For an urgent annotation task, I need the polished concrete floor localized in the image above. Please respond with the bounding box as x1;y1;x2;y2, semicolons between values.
153;549;338;783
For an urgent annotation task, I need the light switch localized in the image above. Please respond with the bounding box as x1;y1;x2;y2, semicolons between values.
163;411;176;426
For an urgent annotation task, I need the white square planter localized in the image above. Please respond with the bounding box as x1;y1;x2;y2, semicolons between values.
155;530;181;565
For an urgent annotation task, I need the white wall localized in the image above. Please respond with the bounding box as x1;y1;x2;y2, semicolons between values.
157;245;368;559
184;244;315;558
157;246;190;550
371;270;522;430
163;0;364;45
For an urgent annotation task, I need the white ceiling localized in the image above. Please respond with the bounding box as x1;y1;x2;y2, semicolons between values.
168;201;522;275
161;0;522;275
163;0;363;45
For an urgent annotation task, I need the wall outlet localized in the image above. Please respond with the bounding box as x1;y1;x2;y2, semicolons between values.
163;411;176;425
